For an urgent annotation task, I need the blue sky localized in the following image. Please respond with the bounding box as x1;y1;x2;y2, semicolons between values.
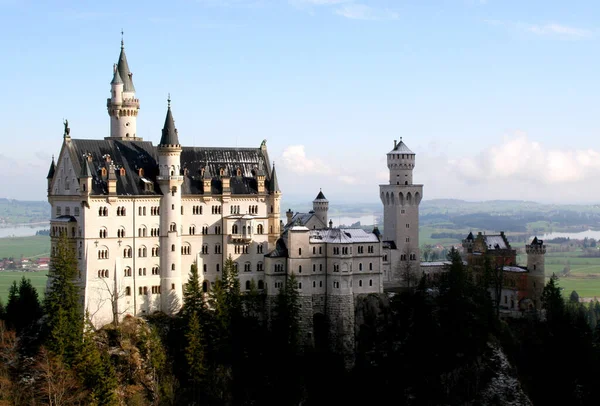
1;0;599;204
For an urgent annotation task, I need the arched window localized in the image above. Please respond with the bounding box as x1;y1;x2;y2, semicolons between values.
125;286;131;296
257;224;264;234
123;246;132;258
298;248;302;256
245;280;251;290
124;267;132;277
258;280;264;290
298;265;302;273
232;224;238;234
171;244;175;251
202;281;208;293
171;264;175;271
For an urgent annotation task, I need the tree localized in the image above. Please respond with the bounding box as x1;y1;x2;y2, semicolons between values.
396;244;419;289
35;347;87;406
273;273;301;353
541;274;565;323
569;290;580;304
185;311;206;392
181;262;205;319
4;277;42;334
44;233;83;364
74;319;117;405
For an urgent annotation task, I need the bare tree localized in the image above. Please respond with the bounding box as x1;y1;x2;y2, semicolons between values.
396;244;419;289
90;276;131;326
35;347;87;405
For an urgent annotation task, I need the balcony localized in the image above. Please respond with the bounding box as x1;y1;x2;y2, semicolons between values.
230;233;253;243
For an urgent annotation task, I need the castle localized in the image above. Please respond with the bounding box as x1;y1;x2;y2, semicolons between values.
45;39;421;344
45;39;544;361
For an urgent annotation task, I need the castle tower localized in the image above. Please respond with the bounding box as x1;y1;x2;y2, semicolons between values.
157;98;184;314
312;189;329;226
106;38;141;140
380;138;423;271
526;237;546;309
268;163;281;247
46;156;55;194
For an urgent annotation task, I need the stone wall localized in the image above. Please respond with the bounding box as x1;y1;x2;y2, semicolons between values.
326;294;355;367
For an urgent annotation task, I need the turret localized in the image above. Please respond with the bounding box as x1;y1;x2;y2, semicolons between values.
157;97;184;314
526;236;546;309
387;137;415;185
286;209;293;225
46;156;56;194
312;189;329;226
268;163;282;246
106;37;140;140
79;155;93;196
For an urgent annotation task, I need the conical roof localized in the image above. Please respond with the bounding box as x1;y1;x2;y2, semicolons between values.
111;65;123;85
117;43;135;92
46;157;56;179
159;102;180;146
314;189;327;201
270;164;280;193
389;138;414;154
80;158;93;178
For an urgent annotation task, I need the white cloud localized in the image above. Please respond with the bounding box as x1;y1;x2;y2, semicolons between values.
448;133;600;185
485;20;592;39
527;23;591;38
280;145;333;175
335;4;398;20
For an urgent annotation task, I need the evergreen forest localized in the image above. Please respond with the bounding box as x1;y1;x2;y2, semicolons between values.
2;234;600;405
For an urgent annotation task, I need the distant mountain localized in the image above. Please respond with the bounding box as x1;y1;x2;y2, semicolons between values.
0;198;49;225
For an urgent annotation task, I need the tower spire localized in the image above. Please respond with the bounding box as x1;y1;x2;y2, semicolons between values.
159;97;179;146
121;29;124;49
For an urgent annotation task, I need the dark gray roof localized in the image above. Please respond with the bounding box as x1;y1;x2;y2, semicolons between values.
46;158;56;179
314;190;327;200
159;105;179;146
68;139;160;196
180;146;274;195
117;45;135;92
51;215;77;223
111;66;123;85
466;231;474;240
266;238;288;258
390;139;414;154
285;212;315;230
270;164;280;193
309;228;379;244
80;158;93;178
66;139;274;197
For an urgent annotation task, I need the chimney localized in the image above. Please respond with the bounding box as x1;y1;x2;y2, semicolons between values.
286;209;293;225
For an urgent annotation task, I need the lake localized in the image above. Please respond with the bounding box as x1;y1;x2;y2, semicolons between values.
0;223;49;238
537;230;600;241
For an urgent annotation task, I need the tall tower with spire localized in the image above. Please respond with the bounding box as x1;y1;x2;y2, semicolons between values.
312;189;329;226
380;138;423;278
106;36;141;140
157;97;184;314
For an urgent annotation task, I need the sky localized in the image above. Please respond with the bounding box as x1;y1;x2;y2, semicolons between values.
1;0;600;204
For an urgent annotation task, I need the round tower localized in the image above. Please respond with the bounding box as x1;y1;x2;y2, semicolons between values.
526;237;546;309
157;98;184;314
106;38;140;140
312;189;329;227
379;138;423;283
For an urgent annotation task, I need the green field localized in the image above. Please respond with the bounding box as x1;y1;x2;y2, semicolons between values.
556;277;600;300
0;271;47;303
0;235;50;259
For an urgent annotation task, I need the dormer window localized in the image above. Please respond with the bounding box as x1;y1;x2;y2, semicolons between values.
138;168;144;177
119;167;126;176
101;167;107;177
220;168;225;176
236;168;242;176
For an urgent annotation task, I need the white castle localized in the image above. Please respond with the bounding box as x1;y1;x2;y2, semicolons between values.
46;40;423;355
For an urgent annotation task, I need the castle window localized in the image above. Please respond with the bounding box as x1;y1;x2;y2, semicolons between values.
56;207;62;216
257;224;264;234
125;287;131;296
152;267;159;275
98;248;109;259
203;264;207;273
533;265;536;270
298;248;302;256
313;264;316;272
320;264;323;271
203;281;208;293
152;246;159;256
244;262;251;272
319;247;322;254
215;226;221;234
298;265;302;273
258;280;264;290
298;282;302;290
172;264;175;271
359;263;363;271
138;267;147;276
171;244;176;252
172;284;175;290
257;244;263;254
202;244;209;254
257;262;264;271
189;226;196;235
74;207;80;217
170;223;177;232
406;237;410;243
182;243;191;255
138;246;147;257
369;263;373;270
123;246;132;258
234;262;239;272
333;264;339;272
359;280;363;287
215;244;222;254
232;224;238;234
334;281;339;289
99;228;107;239
369;279;373;286
245;280;251;290
319;281;323;287
216;264;220;272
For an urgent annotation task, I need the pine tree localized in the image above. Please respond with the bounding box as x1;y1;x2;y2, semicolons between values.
185;311;206;386
542;273;565;323
181;262;205;319
569;290;580;304
4;281;18;330
74;319;117;405
44;232;83;364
